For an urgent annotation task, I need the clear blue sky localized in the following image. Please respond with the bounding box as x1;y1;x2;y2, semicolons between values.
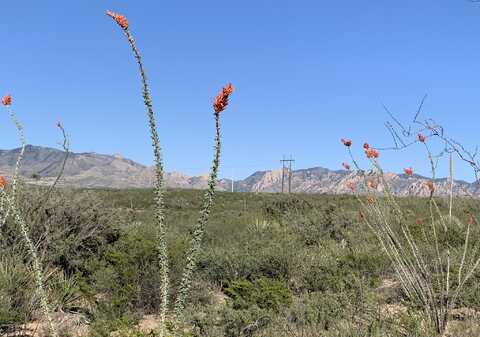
2;0;480;181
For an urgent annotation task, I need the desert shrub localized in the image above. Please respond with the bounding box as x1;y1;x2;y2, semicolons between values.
262;196;357;246
47;269;84;313
0;254;87;329
296;202;355;243
0;188;122;276
220;306;271;337
224;277;292;311
187;278;291;337
262;196;313;222
86;221;161;314
88;311;139;337
256;290;430;337
198;232;299;285
272;291;356;333
299;242;384;294
0;254;34;326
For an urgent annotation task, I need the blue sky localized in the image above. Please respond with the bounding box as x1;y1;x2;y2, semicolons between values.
2;0;480;181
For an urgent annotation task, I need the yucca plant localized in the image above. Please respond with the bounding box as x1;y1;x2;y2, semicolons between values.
106;10;234;335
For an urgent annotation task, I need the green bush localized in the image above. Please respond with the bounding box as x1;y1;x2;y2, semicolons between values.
0;254;33;325
86;221;161;314
0;189;122;276
225;277;292;311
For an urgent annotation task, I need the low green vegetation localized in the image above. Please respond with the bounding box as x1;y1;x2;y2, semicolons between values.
1;187;480;336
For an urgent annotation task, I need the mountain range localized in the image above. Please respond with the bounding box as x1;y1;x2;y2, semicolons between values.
0;145;478;196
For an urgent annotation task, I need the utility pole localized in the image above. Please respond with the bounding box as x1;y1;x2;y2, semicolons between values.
280;155;295;193
288;156;293;193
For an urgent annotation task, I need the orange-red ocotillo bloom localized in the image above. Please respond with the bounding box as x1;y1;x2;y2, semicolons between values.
0;176;6;188
342;162;351;170
2;95;12;106
213;83;234;113
363;143;370;150
106;10;129;30
418;133;426;143
404;167;413;176
341;138;352;147
366;148;379;159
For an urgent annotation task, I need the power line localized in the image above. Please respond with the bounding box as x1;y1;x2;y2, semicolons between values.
280;155;295;193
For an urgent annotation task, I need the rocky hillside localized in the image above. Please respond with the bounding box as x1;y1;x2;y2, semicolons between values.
0;145;232;189
237;167;478;197
0;145;478;196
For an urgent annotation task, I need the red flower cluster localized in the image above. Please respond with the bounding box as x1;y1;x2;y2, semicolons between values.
106;10;129;30
418;133;426;143
366;148;379;159
363;143;369;150
2;95;12;106
341;138;352;147
213;83;234;113
342;162;351;170
0;176;6;188
367;196;375;205
404;167;413;176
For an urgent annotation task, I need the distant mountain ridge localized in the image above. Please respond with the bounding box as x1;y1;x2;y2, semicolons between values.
0;145;478;196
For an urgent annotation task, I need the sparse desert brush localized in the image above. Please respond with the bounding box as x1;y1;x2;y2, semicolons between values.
106;10;234;335
341;130;480;335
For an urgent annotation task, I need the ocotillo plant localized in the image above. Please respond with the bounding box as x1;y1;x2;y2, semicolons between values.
174;83;234;319
0;94;25;227
26;122;69;219
106;10;234;333
341;139;480;335
0;94;59;337
106;10;170;333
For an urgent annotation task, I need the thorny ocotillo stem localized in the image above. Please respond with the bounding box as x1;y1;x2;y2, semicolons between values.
6;190;57;337
1;99;57;337
28;122;70;218
106;10;169;334
2;104;26;228
174;84;234;319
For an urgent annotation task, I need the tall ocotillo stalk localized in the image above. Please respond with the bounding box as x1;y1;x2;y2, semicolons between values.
174;84;234;319
1;94;58;337
106;11;169;333
27;121;69;218
0;94;25;227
